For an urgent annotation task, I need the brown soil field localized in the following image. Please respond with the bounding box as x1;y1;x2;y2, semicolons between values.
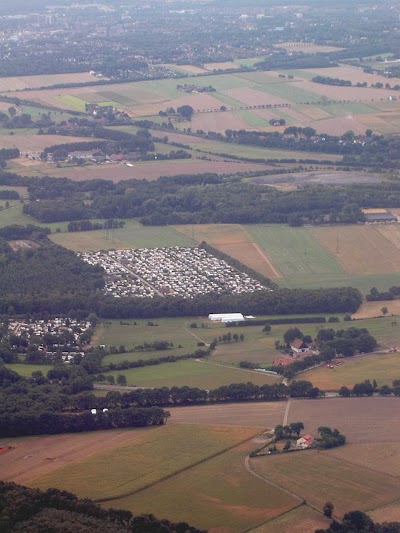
166;64;208;74
168;402;287;427
301;79;396;102
370;501;400;523
288;397;400;443
352;300;400;319
326;442;400;477
0;72;98;92
0;134;99;151
251;449;400;517
28;159;266;182
252;505;327;533
204;62;239;71
190;110;250;133
8;239;39;251
375;224;400;249
304;66;400;87
310;225;400;274
172;223;282;278
296;104;334;121
0;427;153;484
222;87;289;107
310;116;368;135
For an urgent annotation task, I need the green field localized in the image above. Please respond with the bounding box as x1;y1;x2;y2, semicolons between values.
247;225;345;277
303;352;400;390
6;363;51;377
113;439;298;532
50;219;195;251
102;359;278;388
30;424;259;500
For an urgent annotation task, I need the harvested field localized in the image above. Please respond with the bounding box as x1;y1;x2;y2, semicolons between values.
0;72;99;91
112;439;299;533
190;110;252;132
309;116;368;136
250;449;400;517
222;86;289;107
287;397;400;443
0;134;97;151
326;442;400;477
305;66;400;87
310;225;400;274
0;427;153;484
251;505;327;533
168;402;287;427
302;353;400;390
352;300;400;319
370;501;400;523
31;159;266;182
275;43;343;53
165;64;208;74
172;224;282;278
375;224;400;250
29;424;260;500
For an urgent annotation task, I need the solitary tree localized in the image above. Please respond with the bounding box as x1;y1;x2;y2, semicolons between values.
117;374;127;386
323;502;334;518
262;324;271;334
381;306;389;316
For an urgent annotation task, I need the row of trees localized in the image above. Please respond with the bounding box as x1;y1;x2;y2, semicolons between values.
0;481;204;533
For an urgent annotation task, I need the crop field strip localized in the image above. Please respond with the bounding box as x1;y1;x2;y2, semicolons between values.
28;424;261;501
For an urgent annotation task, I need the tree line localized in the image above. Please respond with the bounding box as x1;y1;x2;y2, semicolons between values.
0;481;205;533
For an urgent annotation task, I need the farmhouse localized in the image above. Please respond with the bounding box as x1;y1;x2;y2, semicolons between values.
291;338;313;354
296;434;315;449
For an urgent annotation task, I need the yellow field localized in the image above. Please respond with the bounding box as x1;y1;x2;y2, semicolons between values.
173;224;281;278
30;424;259;501
302;353;400;390
353;300;400;319
310;225;400;274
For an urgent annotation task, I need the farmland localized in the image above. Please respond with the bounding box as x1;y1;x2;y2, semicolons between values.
50;220;194;252
101;359;279;389
250;449;400;517
5;64;400;136
29;424;259;500
172;223;400;292
302;352;400;390
0;72;100;91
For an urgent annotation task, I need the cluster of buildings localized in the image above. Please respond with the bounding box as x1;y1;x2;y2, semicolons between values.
79;247;267;299
8;317;92;360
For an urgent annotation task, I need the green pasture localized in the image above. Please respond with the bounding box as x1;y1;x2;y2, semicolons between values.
255;81;321;104
57;95;88;112
6;363;51;377
325;102;377;117
247;225;345;277
50;219;194;252
102;359;278;388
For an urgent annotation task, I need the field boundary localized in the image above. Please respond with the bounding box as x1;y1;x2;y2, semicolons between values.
95;431;261;504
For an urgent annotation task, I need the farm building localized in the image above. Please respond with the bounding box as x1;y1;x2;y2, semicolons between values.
296;434;315;449
208;313;245;322
291;338;313;354
363;211;398;223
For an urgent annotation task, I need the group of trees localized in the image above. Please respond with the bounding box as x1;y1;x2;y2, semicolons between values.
0;481;204;533
317;509;400;532
366;285;400;302
339;378;400;397
67;219;125;232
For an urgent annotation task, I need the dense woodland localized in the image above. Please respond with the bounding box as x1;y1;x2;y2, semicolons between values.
11;170;396;226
